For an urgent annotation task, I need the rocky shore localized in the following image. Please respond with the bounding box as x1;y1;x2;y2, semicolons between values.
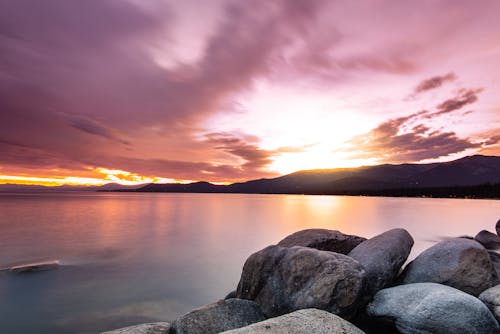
103;220;500;334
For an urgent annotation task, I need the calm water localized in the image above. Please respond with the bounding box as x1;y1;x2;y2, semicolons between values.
0;192;498;333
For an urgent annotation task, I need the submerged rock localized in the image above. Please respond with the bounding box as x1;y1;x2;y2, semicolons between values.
475;230;500;250
7;260;60;274
236;245;365;318
101;322;170;334
367;283;499;334
277;228;366;254
400;237;498;296
220;308;365;334
348;228;413;296
479;284;500;322
171;298;265;334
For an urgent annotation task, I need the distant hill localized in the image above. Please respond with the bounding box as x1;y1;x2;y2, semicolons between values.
132;155;500;198
0;182;146;192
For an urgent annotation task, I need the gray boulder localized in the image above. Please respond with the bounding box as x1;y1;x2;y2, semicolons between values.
475;230;500;250
277;229;366;254
367;283;499;334
348;228;413;295
489;251;500;277
220;308;365;334
400;238;498;296
479;284;500;322
236;245;365;318
171;299;264;334
101;322;170;334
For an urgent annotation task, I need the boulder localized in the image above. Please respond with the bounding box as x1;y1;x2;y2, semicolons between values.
475;230;500;250
171;299;264;334
400;238;498;296
101;322;170;334
220;308;365;334
348;228;413;295
479;284;500;322
236;245;365;318
489;251;500;277
497;219;500;236
366;283;499;334
277;229;366;254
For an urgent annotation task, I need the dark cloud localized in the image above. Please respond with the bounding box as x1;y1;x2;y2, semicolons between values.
343;86;494;163
61;113;130;145
414;72;456;94
205;132;279;172
343;115;483;163
433;88;483;116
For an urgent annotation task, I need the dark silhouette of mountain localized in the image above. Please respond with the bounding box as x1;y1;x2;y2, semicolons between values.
133;155;500;198
0;183;146;192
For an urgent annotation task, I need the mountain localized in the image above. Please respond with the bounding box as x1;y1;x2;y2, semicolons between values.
133;155;500;198
0;183;146;192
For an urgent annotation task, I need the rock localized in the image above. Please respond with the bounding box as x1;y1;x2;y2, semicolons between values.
236;245;365;318
475;230;500;250
277;229;366;254
171;298;265;334
367;283;499;334
489;251;500;277
400;238;498;296
348;228;413;295
479;284;500;322
7;260;60;274
219;308;365;334
497;219;500;236
101;322;170;334
224;290;237;300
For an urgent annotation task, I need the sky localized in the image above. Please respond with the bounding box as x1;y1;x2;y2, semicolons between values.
1;0;499;186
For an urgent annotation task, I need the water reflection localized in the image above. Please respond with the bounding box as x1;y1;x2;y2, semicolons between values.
0;193;498;333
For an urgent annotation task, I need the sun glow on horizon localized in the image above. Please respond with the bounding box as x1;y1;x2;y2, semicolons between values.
0;168;195;187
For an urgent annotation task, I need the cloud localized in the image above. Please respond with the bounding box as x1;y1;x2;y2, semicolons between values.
343;115;483;163
61;113;130;145
433;88;483;116
204;131;303;174
342;84;494;163
414;72;456;94
0;0;326;181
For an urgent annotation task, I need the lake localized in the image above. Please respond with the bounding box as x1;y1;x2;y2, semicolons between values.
0;192;498;333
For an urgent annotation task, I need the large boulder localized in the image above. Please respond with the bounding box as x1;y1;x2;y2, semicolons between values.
489;251;500;277
277;229;366;254
475;230;500;250
171;299;265;334
101;322;170;334
348;228;413;295
400;238;499;296
366;283;499;334
236;245;365;318
479;284;500;322
220;308;365;334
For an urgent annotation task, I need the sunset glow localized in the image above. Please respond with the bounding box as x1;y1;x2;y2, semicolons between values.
1;0;499;186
